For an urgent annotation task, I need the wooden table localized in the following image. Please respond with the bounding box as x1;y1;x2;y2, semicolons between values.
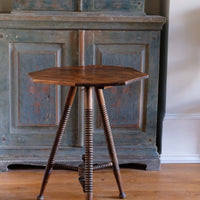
29;65;148;200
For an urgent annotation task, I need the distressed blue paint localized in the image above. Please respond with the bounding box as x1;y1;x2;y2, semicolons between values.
0;10;165;171
94;0;144;12
0;40;9;145
102;52;141;128
85;31;158;149
19;52;57;126
13;0;76;11
13;0;144;13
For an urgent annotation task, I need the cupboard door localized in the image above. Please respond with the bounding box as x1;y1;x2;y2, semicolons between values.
0;30;78;149
84;31;161;168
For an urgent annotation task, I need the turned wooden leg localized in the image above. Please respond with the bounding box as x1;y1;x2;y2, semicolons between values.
37;87;77;200
95;88;126;199
84;87;93;200
78;154;86;192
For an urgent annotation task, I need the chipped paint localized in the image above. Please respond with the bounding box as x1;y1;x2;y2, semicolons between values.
12;0;144;13
13;0;76;11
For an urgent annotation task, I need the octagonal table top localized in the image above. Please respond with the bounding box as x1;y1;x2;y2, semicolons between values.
29;65;148;88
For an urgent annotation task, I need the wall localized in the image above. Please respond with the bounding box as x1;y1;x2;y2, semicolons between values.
161;0;200;163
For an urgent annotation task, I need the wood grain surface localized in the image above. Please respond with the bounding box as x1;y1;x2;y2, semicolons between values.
0;164;200;200
29;65;148;88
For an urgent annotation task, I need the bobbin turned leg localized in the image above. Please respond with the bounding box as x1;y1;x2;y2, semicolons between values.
37;87;77;200
84;87;94;200
95;88;126;199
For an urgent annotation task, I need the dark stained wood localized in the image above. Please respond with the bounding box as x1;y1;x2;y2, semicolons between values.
84;87;94;200
29;65;148;88
37;87;77;200
36;82;128;199
95;88;126;199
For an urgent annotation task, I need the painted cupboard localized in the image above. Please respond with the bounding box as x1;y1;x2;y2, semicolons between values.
0;0;165;171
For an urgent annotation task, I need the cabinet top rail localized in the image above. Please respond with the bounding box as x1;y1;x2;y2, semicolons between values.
0;12;166;23
0;12;166;30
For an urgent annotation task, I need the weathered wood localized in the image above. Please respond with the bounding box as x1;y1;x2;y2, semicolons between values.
0;13;166;30
77;30;86;147
4;30;79;140
84;31;160;156
0;12;166;23
0;29;162;171
0;0;166;173
10;43;61;129
12;0;145;13
12;0;77;11
0;145;160;172
82;0;145;13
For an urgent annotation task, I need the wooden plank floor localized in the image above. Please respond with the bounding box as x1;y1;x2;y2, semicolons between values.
0;164;200;200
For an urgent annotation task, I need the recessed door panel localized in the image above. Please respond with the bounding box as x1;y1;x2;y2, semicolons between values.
95;44;146;130
6;30;79;147
85;31;160;146
10;43;60;130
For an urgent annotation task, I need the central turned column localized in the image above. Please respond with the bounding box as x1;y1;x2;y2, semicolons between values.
84;87;94;200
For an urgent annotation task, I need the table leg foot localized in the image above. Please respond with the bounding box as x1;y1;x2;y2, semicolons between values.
95;88;125;198
119;192;126;199
78;163;85;192
85;192;93;200
37;87;77;199
37;195;44;200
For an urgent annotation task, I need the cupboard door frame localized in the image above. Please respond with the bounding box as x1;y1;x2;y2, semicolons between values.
0;29;79;149
83;31;161;169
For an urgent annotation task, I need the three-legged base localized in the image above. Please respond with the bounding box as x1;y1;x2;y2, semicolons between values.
37;87;126;200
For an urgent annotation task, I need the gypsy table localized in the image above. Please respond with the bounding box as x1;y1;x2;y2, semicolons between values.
29;65;148;200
